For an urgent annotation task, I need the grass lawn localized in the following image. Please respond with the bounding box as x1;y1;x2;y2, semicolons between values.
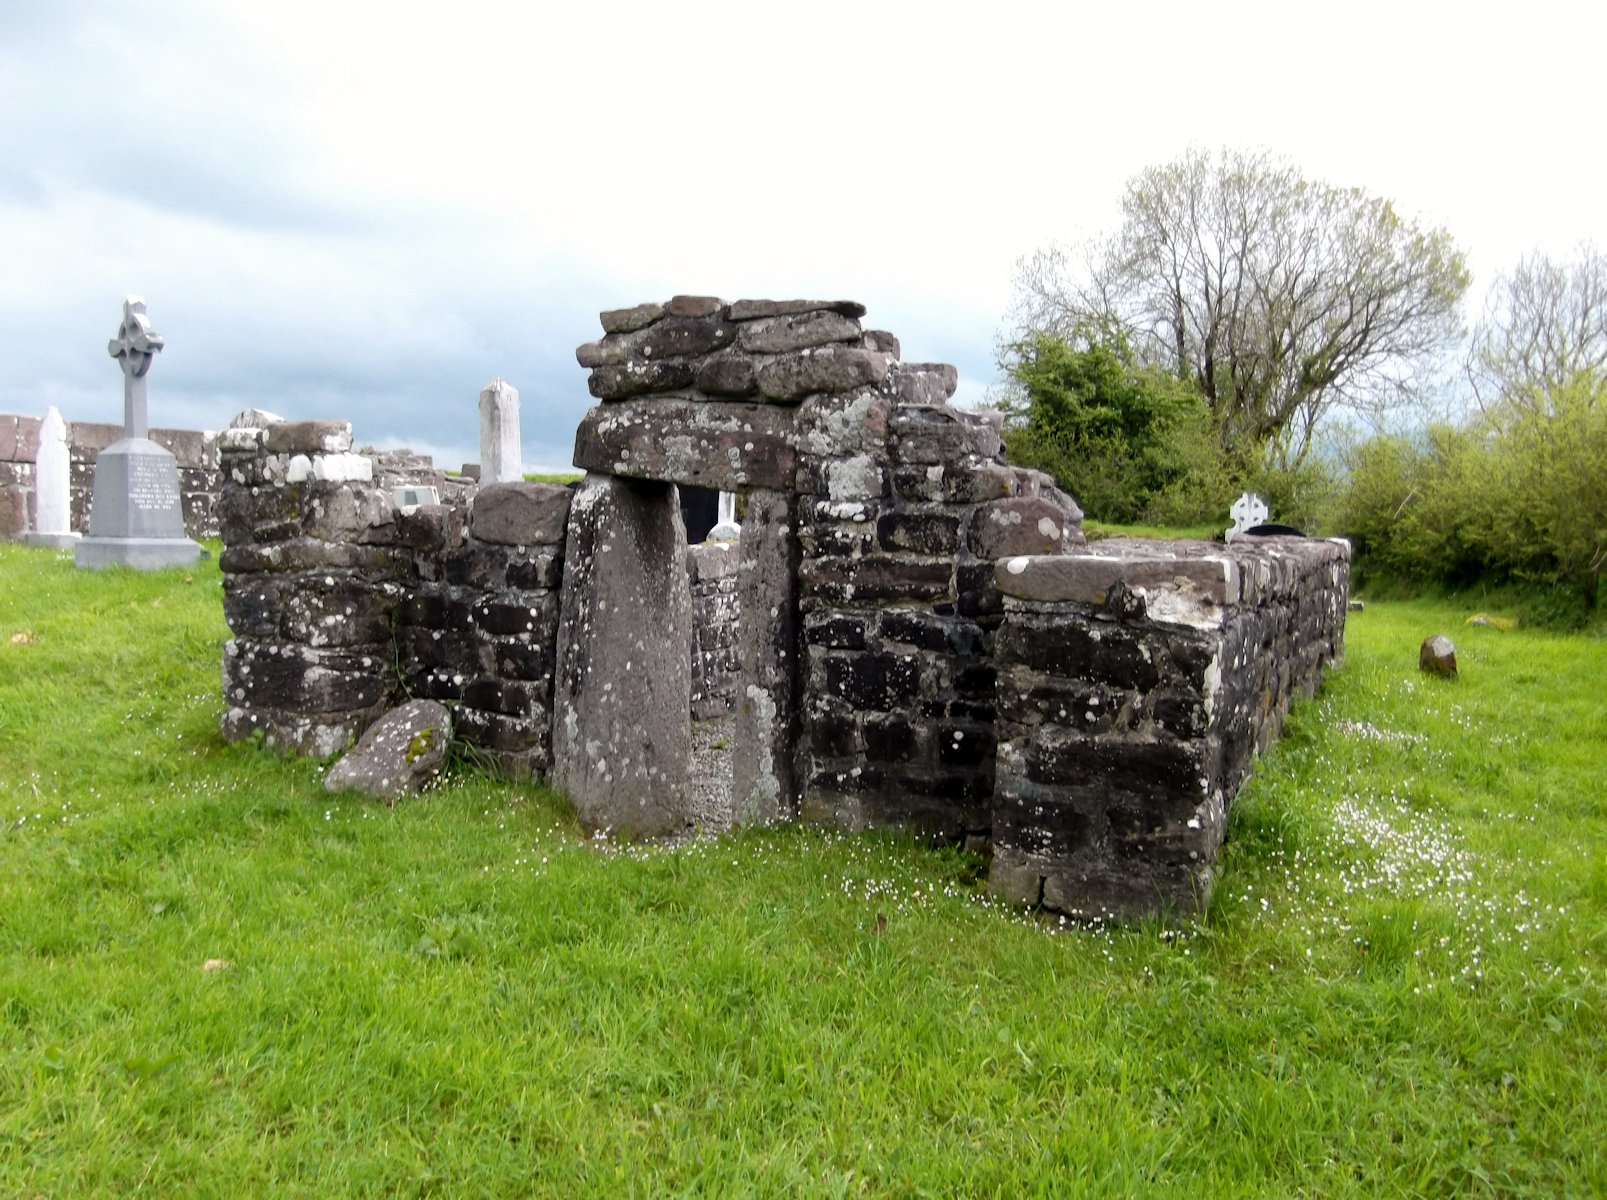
1;543;1604;1195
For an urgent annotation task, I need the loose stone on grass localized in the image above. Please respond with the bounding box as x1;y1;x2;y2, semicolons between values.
324;699;452;802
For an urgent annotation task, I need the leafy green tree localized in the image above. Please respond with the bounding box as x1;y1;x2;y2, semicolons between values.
997;328;1224;523
1013;148;1470;469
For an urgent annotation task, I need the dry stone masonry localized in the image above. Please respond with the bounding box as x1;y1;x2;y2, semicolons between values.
213;295;1351;924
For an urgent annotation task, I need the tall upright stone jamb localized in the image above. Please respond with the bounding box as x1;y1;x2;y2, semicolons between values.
75;297;202;569
478;379;523;485
23;406;79;549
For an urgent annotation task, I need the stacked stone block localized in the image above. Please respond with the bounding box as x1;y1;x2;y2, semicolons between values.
988;536;1351;922
217;418;405;756
397;481;570;781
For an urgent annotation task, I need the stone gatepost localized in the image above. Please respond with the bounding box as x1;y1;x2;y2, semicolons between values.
551;474;693;836
23;407;79;549
75;297;202;569
732;488;800;823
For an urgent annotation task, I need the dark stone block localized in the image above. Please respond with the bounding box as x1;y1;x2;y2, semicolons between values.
472;594;557;637
1025;734;1212;807
455;706;547;753
587;360;700;400
398;588;474;630
864;713;922;763
956;562;1001;617
996;620;1160;690
488;638;553;682
804;612;869;649
397;625;488;674
808;704;860;758
953;664;996;699
222;642;389;713
463;677;544;717
696;352;759;396
506;552;564;591
876;509;961;555
938;723;995;767
799;556;952;605
993;783;1093;861
470;482;572;546
823;651;922;712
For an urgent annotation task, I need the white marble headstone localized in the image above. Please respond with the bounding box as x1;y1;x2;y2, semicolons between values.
1227;491;1269;543
478;379;523;485
23;406;79;548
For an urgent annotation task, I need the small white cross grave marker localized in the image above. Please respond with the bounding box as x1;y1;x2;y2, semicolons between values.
1227;491;1268;543
107;296;164;441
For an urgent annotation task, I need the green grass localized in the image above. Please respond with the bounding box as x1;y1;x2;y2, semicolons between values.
524;471;583;485
2;544;1605;1195
1084;518;1224;541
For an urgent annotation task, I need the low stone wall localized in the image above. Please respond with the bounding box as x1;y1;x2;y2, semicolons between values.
988;536;1351;922
0;412;221;541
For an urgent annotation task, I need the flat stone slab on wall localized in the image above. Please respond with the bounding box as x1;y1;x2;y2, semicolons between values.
988;535;1350;923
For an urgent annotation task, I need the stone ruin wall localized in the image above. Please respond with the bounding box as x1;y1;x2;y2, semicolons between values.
212;295;1352;922
0;412;221;541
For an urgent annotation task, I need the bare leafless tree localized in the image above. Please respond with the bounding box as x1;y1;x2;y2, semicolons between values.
1012;148;1470;468
1468;245;1607;412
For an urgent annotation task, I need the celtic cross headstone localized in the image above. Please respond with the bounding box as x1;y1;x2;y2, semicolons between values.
75;297;202;569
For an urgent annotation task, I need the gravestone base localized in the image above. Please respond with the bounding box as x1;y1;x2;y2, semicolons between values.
73;438;202;570
24;531;81;550
75;535;202;569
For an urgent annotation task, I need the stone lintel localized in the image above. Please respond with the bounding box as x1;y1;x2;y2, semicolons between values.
572;397;796;492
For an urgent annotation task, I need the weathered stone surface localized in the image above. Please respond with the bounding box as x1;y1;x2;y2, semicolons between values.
733;489;800;824
997;550;1237;610
728;299;867;321
264;420;353;456
552;475;693;838
665;294;724;318
586;360;700;400
1419;634;1457;678
738;311;862;354
600;301;665;333
968;497;1074;559
799;555;953;604
886;363;959;406
695;352;760;397
470;481;572;545
889;405;990;464
757;347;889;400
573;397;797;492
862;330;900;358
323;700;451;801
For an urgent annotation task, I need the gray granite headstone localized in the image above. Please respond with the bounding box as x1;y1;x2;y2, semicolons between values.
478;378;522;485
23;406;79;549
75;297;202;570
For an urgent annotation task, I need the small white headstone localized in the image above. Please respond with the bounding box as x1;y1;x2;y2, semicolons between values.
1227;491;1268;543
393;485;440;511
478;379;523;485
709;490;740;541
23;406;79;548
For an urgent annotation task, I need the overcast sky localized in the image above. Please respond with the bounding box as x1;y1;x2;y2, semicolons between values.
2;0;1602;471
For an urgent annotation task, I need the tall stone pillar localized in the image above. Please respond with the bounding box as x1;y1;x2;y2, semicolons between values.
551;474;693;837
732;488;800;824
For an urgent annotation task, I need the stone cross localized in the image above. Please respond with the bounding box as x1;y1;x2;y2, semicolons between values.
1227;491;1268;543
107;296;164;441
478;379;523;485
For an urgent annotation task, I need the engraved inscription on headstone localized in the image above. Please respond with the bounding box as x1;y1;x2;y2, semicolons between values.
127;456;181;512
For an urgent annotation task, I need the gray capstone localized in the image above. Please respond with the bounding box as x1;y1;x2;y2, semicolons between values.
324;699;452;802
551;474;693;838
